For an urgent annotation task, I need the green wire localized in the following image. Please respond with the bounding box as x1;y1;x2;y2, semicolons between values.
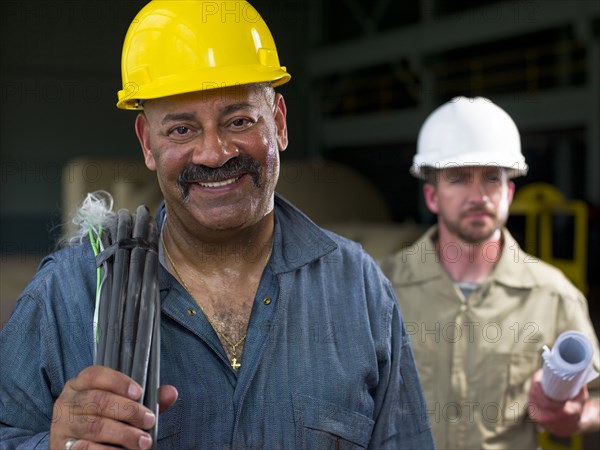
88;225;103;344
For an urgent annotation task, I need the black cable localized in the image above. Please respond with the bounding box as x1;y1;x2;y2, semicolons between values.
146;280;161;450
105;209;132;370
120;205;151;376
136;220;160;449
131;219;158;388
93;204;161;446
96;220;116;366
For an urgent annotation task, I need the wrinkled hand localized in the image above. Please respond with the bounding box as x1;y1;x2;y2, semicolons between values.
50;365;178;450
528;368;588;437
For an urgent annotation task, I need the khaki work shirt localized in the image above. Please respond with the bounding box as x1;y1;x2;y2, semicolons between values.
382;226;600;450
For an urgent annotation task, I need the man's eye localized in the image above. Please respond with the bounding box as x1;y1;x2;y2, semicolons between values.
171;126;189;136
229;118;253;129
447;174;464;183
485;172;501;182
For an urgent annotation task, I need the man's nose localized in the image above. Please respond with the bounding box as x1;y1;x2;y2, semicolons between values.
191;128;239;168
468;179;490;203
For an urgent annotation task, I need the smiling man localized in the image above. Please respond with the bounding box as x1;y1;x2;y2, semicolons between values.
382;96;600;449
0;2;434;449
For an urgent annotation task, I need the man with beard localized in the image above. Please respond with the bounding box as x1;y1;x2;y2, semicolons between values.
0;2;434;450
381;96;600;449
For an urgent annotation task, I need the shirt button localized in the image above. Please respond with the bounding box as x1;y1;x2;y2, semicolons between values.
187;307;197;316
263;297;272;305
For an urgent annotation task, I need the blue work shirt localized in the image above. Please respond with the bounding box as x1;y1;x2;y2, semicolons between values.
0;195;433;449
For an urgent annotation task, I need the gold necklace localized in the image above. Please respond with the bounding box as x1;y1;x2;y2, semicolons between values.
161;233;271;371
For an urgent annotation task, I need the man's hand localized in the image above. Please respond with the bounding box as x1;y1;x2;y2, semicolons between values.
528;368;588;437
50;365;178;449
580;397;600;433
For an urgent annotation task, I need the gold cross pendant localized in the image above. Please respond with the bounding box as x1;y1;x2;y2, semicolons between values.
231;357;241;371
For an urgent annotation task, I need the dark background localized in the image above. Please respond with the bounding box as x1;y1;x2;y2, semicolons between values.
3;0;598;313
2;3;599;332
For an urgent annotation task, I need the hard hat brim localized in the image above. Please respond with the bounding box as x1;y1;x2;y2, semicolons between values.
411;151;528;180
117;66;291;110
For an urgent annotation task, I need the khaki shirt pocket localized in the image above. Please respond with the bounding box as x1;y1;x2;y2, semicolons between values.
502;351;541;426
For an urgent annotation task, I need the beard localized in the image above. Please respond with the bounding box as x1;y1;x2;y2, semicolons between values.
176;154;262;202
441;206;507;244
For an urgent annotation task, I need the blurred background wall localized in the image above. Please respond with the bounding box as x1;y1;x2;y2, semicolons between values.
1;1;599;326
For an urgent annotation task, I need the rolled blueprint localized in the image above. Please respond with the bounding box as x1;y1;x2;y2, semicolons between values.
541;331;599;402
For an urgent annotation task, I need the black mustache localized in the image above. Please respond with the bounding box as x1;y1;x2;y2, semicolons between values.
177;155;262;200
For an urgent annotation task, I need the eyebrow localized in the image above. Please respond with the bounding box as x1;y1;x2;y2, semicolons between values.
221;102;254;116
161;112;196;125
160;102;255;125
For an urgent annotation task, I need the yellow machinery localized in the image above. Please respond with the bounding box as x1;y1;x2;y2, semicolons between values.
510;182;589;295
511;183;591;450
537;433;583;450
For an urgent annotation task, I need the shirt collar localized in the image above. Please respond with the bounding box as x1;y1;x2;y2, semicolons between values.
155;194;338;276
489;228;539;289
394;226;448;284
404;226;538;289
270;193;338;274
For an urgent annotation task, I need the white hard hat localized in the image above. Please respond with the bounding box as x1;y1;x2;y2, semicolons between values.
411;96;528;179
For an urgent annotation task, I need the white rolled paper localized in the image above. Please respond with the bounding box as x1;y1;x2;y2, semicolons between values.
541;330;599;402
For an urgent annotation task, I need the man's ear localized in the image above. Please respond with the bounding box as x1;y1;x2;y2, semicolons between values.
507;180;516;204
273;93;288;152
135;112;156;171
423;182;440;214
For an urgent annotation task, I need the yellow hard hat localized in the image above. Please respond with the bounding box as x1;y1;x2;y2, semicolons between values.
117;0;291;110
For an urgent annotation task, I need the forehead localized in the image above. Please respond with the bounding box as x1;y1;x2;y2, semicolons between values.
143;84;267;116
439;165;505;180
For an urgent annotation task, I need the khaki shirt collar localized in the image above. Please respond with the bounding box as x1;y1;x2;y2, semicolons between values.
490;228;539;289
406;226;538;289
